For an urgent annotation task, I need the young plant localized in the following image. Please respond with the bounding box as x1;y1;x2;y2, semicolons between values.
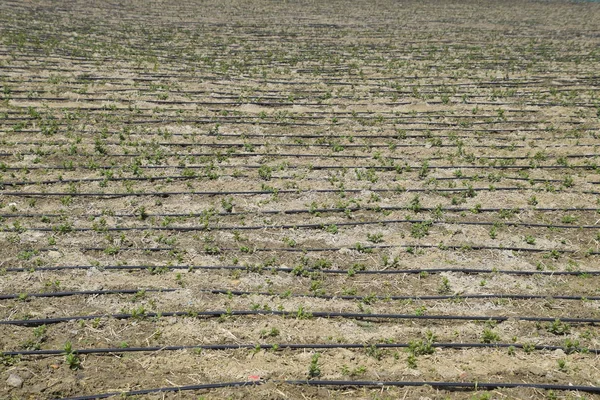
308;353;321;378
64;341;81;370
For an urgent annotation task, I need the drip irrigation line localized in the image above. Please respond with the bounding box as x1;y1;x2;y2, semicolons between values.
2;309;600;327
61;243;594;255
194;289;600;302
11;218;600;233
0;144;537;156
0;288;174;300
69;377;600;399
3;151;599;161
3;187;598;198
2;287;596;302
5;125;592;137
0;173;577;187
0;131;569;143
2;163;597;172
51;379;600;400
6;264;599;276
2;205;595;219
4;341;597;357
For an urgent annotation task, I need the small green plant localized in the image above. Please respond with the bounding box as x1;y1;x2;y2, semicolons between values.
259;327;280;338
64;341;81;370
438;276;452;294
410;220;432;238
563;338;587;354
414;306;426;316
366;232;384;243
523;343;536;354
557;359;567;372
296;305;312;320
547;319;570;335
524;235;536;245
408;340;435;356
354;242;373;253
325;224;338;234
1;353;20;366
258;165;273;180
221;196;234;213
308;353;321;378
408;195;422;212
365;344;382;360
528;196;538;206
406;330;436;368
481;327;501;343
147;265;169;275
282;237;297;247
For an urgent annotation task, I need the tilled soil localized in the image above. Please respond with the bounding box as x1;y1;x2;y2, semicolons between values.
1;0;600;399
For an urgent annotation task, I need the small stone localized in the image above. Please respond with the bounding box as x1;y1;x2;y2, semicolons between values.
7;373;23;388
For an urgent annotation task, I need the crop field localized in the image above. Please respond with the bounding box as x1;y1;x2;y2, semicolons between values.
1;0;600;398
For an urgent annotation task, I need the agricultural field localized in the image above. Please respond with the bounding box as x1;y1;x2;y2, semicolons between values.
1;0;600;398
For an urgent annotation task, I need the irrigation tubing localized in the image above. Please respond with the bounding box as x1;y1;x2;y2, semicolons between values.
1;151;598;163
3;187;599;198
1;288;597;302
1;173;572;187
1;206;597;219
4;341;597;357
0;288;175;300
52;379;600;400
2;164;597;172
6;127;592;140
6;264;600;276
71;243;597;255
2;309;600;327
9;218;600;233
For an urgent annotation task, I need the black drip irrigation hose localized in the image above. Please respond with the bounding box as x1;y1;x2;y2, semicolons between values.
0;173;577;188
5;128;593;141
1;288;597;302
69;243;596;255
0;288;174;300
2;309;599;327
1;206;597;219
2;164;598;172
53;379;600;400
2;187;599;198
0;131;587;144
4;341;598;357
6;264;600;276
9;218;600;233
